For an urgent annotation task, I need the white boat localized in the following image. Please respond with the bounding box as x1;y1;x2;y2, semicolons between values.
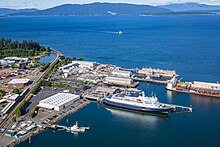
67;121;90;132
103;90;173;114
117;31;123;35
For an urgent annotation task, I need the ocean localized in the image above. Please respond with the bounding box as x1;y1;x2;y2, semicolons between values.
0;15;220;147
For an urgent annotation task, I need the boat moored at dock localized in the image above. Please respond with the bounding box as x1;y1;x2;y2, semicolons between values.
66;121;90;132
166;77;220;98
103;90;173;114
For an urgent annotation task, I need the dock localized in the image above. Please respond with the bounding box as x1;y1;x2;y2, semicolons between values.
132;77;168;84
163;103;193;113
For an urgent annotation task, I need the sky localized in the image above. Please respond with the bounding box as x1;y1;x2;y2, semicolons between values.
0;0;220;9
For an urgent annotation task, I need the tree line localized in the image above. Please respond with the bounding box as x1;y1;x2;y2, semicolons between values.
0;38;50;58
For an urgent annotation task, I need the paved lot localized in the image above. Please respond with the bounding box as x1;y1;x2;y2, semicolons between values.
23;87;69;118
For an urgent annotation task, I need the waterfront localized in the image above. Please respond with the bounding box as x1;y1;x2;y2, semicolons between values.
0;15;220;146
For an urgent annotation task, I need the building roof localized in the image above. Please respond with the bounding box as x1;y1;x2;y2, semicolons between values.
112;70;131;74
96;87;118;94
3;93;19;101
106;76;132;82
8;79;30;84
0;72;10;78
39;93;79;107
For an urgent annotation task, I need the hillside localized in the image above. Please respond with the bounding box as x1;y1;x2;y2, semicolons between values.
0;8;38;16
159;2;220;12
9;2;171;16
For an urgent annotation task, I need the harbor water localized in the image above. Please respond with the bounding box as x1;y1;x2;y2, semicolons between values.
0;15;220;146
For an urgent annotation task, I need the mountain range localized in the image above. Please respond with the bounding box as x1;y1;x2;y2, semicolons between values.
159;2;220;12
0;2;220;16
0;8;38;16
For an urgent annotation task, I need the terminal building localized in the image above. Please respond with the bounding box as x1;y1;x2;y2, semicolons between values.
38;93;80;111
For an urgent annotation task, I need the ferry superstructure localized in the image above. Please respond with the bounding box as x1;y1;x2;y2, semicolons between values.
103;91;173;114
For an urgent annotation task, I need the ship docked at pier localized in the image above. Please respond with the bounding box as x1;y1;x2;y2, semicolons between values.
103;90;173;114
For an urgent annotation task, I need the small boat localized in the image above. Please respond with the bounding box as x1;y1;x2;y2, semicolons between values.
117;31;123;35
66;121;90;132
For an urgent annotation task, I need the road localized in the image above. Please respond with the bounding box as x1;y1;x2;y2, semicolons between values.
0;49;62;130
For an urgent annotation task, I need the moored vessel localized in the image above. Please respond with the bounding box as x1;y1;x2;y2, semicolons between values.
103;90;173;114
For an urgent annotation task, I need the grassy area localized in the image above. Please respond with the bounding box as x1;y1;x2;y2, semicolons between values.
0;102;8;108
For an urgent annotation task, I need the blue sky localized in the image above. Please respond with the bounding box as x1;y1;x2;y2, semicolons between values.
1;0;220;9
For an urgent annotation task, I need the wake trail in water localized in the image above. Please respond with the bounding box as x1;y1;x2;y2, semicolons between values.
71;28;120;34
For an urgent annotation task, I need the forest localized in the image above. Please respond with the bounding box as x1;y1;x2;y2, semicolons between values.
0;38;50;58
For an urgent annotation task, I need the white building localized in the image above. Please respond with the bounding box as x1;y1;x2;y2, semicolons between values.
38;93;80;111
72;61;98;69
112;70;131;77
59;62;79;72
3;93;20;101
8;78;30;87
191;81;220;90
106;76;133;86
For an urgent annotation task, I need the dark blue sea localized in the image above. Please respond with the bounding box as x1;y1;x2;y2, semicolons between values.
0;16;220;147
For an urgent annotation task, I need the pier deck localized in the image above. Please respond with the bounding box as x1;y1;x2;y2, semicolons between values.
163;103;193;112
132;77;167;84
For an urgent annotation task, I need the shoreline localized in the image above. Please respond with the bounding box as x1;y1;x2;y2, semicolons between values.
7;100;91;146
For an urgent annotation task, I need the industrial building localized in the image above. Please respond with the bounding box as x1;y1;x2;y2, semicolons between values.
105;76;133;86
112;70;131;77
7;78;30;87
77;74;102;83
191;81;220;90
72;61;98;69
38;93;80;111
96;87;119;95
138;67;178;78
59;62;79;72
3;93;20;101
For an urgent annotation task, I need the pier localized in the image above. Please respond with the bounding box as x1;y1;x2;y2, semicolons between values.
163;103;193;113
132;77;168;84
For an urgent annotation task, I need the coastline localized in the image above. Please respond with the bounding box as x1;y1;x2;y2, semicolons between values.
8;100;91;146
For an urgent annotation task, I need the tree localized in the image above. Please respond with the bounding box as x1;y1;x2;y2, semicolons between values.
77;57;84;61
14;108;21;117
0;89;6;97
12;88;20;94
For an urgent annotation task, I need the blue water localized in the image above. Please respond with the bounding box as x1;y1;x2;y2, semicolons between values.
39;53;56;64
0;16;220;147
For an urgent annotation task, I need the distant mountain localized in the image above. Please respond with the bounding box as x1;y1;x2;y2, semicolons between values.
159;2;220;12
0;8;38;16
9;2;171;16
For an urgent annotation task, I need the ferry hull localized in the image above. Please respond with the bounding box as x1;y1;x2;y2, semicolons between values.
103;99;171;114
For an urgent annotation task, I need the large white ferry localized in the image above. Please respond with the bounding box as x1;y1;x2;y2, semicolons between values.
103;90;173;114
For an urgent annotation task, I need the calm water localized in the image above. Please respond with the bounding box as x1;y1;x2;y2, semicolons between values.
39;53;56;64
0;16;220;147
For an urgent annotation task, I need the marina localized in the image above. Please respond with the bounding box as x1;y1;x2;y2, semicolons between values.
0;14;220;147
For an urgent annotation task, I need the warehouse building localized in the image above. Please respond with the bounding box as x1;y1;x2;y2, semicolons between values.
112;70;132;77
38;93;80;111
7;79;30;87
191;81;220;91
72;61;98;70
106;76;133;86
